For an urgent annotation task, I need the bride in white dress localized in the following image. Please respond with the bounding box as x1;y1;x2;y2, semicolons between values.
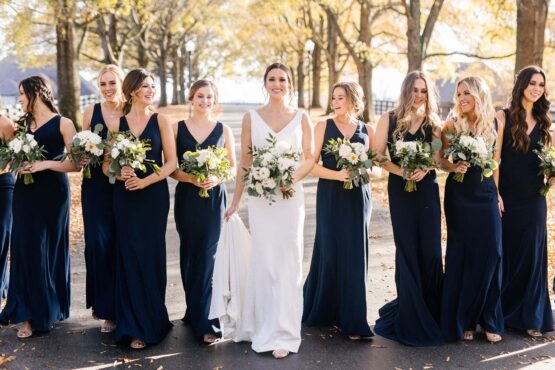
225;63;314;359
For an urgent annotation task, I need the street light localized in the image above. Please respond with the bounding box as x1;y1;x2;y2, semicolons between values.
185;40;196;118
304;39;315;114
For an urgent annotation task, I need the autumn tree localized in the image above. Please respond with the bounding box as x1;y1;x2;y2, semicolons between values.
515;0;549;73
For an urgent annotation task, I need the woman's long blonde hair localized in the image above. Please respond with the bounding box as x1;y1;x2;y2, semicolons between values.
98;64;125;110
452;76;496;146
392;70;440;140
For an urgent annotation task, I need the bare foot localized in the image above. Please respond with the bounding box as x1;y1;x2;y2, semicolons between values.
130;338;146;349
272;349;289;359
485;331;502;343
100;320;116;333
348;335;361;341
203;334;217;344
17;321;33;339
463;331;474;341
527;329;542;337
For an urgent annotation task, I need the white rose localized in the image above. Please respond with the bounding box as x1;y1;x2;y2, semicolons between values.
260;152;274;166
30;140;38;148
22;144;31;153
258;167;271;179
360;152;368;161
111;148;120;158
255;183;264;194
9;138;22;154
262;178;277;189
351;142;364;154
338;144;353;159
131;160;141;169
277;157;294;172
274;141;291;155
93;148;103;157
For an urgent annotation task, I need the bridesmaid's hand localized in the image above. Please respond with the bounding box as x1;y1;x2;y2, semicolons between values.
335;169;350;182
497;194;504;216
224;202;239;221
452;161;469;174
118;165;136;181
22;161;50;174
199;175;219;190
80;157;91;168
549;177;555;187
125;177;147;191
408;169;428;182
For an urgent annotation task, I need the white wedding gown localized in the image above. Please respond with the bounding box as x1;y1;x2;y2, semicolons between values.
237;109;305;353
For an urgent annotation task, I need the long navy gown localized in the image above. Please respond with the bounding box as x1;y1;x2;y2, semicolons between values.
113;114;172;344
175;121;225;338
499;109;553;333
303;119;373;338
0;172;14;299
441;127;503;341
373;113;443;346
82;103;116;321
0;116;71;332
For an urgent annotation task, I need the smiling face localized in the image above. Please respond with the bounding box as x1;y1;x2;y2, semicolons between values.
191;86;215;113
99;71;122;103
331;87;351;116
412;78;428;110
265;68;291;99
18;86;30;112
132;76;156;105
522;73;545;104
456;82;476;114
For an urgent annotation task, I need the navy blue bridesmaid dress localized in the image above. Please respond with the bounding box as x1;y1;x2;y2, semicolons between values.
0;172;14;299
499;109;553;333
373;113;443;346
82;103;116;321
175;121;225;338
0;116;71;332
441;127;503;341
303;119;373;338
113;113;172;344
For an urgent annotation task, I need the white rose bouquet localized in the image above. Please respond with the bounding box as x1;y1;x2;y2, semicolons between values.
533;143;555;196
107;131;160;184
391;139;437;192
443;132;498;183
244;134;300;203
57;124;106;179
180;146;232;198
323;137;381;189
0;125;46;185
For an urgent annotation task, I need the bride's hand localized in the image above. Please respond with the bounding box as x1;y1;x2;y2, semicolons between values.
224;202;239;221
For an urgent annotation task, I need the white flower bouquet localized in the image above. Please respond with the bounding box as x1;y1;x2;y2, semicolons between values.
107;131;160;184
443;132;498;183
391;139;437;192
533;143;555;196
244;134;300;203
323;137;381;189
180;146;232;198
57;124;106;179
0;125;46;185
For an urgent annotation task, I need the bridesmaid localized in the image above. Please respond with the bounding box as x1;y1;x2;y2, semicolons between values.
0;111;15;300
497;65;554;337
171;80;236;343
303;81;374;340
225;63;314;359
373;71;444;346
440;76;504;343
0;76;78;338
81;64;124;333
103;69;177;349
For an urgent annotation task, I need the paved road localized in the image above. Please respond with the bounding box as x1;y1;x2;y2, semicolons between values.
1;104;554;369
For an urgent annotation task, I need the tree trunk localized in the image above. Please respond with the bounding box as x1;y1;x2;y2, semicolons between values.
171;48;179;105
356;61;373;123
297;51;305;108
406;0;423;71
326;8;339;114
178;45;186;104
56;0;81;129
137;28;149;69
158;49;168;107
312;39;322;108
515;0;549;73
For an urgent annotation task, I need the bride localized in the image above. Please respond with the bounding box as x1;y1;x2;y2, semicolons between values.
225;62;314;358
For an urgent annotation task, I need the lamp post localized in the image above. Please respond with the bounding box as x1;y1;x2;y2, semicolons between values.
304;39;315;114
185;40;196;118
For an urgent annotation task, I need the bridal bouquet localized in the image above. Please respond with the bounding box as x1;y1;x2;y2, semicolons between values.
443;132;498;183
533;143;555;196
180;146;232;198
107;131;160;184
391;139;437;192
57;124;106;179
0;126;46;185
244;134;300;203
323;137;381;189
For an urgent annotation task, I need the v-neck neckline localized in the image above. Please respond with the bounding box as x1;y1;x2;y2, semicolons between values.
331;119;359;141
253;110;298;135
184;121;219;146
123;114;154;139
29;115;58;134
